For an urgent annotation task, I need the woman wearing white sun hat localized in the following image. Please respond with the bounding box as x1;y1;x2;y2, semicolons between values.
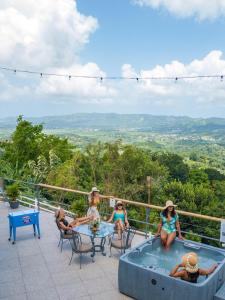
170;252;217;283
155;200;183;250
87;187;101;221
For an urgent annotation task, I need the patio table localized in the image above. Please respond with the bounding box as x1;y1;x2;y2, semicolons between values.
73;221;115;257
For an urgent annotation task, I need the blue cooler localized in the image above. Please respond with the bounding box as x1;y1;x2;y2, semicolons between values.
8;209;40;244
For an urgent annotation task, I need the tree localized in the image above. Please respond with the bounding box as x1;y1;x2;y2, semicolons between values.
157;153;189;182
1;116;43;175
205;168;225;181
0;116;73;179
189;169;209;186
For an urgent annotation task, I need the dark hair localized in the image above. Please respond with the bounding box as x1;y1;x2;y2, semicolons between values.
162;207;176;218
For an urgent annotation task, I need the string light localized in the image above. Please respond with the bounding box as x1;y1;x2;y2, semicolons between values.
0;66;224;82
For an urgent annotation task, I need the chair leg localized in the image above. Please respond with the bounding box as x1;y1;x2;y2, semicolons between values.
57;238;61;247
61;239;64;252
79;253;82;269
69;251;74;265
109;245;112;257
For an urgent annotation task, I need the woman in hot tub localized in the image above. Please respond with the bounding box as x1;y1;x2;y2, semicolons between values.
155;200;183;250
170;252;217;283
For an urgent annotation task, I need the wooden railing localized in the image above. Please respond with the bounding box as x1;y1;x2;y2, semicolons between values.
39;183;224;223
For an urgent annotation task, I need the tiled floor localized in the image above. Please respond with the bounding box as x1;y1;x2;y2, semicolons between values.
0;202;144;300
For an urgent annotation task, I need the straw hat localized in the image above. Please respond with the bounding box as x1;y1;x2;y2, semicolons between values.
91;187;100;193
182;252;199;273
116;200;123;206
164;200;177;210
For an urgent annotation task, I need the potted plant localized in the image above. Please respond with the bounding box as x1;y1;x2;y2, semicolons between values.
6;183;20;209
90;219;100;233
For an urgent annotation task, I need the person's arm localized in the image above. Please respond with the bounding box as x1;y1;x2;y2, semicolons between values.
59;221;71;231
199;264;218;276
176;215;184;240
107;211;115;223
155;219;162;237
170;263;185;277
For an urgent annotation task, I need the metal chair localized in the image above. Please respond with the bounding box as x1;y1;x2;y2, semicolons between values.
55;220;73;252
69;231;94;269
109;226;136;256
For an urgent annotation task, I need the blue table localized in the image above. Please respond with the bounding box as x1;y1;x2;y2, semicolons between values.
73;222;114;256
8;209;40;244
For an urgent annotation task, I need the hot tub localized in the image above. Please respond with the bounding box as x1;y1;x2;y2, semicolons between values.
118;238;225;300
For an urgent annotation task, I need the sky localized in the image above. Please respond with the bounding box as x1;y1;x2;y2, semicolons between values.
1;0;225;118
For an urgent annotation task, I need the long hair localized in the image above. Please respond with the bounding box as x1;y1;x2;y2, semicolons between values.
162;207;176;218
55;208;65;221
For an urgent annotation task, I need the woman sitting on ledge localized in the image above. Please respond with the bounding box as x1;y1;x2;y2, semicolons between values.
155;200;183;250
55;208;92;234
170;252;217;283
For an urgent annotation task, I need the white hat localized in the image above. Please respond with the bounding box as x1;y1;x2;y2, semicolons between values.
91;187;100;193
164;200;177;210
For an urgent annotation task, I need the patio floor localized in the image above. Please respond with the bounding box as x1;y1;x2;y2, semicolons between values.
0;201;145;300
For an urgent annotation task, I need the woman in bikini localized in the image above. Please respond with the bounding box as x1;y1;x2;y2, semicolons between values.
155;200;183;250
108;200;129;237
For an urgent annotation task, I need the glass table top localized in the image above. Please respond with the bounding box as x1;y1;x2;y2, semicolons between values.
73;221;115;238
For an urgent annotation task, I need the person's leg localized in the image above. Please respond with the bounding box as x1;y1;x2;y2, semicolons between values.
77;216;91;222
165;232;176;250
160;229;168;247
70;216;90;227
118;219;125;230
115;220;123;239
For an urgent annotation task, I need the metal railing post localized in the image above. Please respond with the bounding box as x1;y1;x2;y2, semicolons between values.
35;185;40;211
145;207;150;238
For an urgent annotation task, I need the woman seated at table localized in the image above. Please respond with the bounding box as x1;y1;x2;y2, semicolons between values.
87;187;101;221
170;252;217;283
55;208;92;234
108;201;129;237
155;200;183;250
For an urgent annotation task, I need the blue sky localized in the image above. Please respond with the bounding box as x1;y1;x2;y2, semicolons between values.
1;0;225;118
77;0;225;74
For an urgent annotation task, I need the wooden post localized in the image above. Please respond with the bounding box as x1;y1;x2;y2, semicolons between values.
146;176;151;205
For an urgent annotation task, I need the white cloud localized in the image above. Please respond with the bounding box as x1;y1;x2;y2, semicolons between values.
133;0;225;20
0;0;98;67
37;63;117;103
0;0;225;117
120;50;225;109
0;0;115;105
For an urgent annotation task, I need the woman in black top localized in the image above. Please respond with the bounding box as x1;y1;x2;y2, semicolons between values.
55;208;92;234
170;252;217;283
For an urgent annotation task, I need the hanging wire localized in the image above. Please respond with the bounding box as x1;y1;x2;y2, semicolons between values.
0;66;224;82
